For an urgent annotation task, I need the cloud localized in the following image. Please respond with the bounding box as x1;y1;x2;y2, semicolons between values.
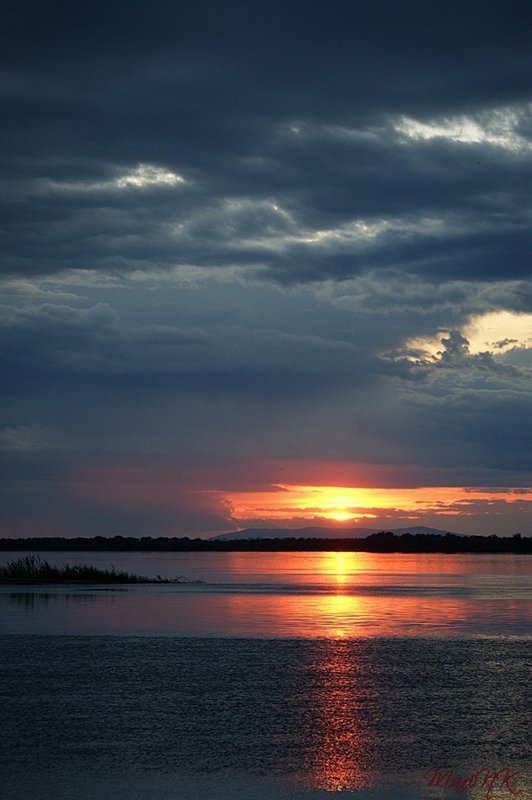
0;0;530;536
3;115;529;285
393;105;532;151
0;423;64;452
2;0;530;288
46;163;186;193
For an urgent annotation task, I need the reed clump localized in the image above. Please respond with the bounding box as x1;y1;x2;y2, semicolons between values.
0;555;177;583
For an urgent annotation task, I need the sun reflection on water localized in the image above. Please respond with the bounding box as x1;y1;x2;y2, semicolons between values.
301;554;373;791
333;552;349;584
304;637;372;792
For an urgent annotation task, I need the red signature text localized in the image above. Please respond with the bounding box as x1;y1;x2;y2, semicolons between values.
423;767;522;799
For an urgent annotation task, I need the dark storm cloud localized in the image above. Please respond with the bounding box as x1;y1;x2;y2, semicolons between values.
3;1;529;125
1;0;531;536
1;0;530;285
0;289;374;397
2;136;529;284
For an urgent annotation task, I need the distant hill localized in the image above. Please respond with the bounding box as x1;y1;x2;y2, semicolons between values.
211;525;465;541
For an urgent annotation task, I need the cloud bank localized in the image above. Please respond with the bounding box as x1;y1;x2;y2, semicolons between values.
1;0;530;535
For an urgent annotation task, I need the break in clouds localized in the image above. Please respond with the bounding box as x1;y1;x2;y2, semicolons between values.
1;0;531;536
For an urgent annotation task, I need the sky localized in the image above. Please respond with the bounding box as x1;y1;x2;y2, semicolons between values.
1;0;531;538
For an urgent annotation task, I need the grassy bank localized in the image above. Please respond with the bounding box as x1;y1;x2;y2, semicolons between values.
0;555;181;584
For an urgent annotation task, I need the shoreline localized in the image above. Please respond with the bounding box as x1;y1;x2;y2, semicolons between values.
0;536;530;554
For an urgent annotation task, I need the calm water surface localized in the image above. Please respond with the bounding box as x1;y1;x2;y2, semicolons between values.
0;551;530;636
1;551;530;799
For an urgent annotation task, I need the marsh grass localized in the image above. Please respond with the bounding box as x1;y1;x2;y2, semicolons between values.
0;555;183;583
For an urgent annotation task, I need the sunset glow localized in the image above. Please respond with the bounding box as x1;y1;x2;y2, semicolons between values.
228;484;529;524
65;463;532;537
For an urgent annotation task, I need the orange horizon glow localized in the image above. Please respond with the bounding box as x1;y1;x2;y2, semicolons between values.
67;462;531;536
227;483;528;523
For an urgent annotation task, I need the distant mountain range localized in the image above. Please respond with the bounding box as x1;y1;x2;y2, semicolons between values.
211;525;466;541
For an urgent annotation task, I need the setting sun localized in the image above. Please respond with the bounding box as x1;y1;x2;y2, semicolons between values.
319;490;361;522
227;485;381;523
225;483;529;528
329;510;355;522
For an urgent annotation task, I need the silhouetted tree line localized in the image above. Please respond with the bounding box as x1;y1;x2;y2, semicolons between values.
0;532;530;553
